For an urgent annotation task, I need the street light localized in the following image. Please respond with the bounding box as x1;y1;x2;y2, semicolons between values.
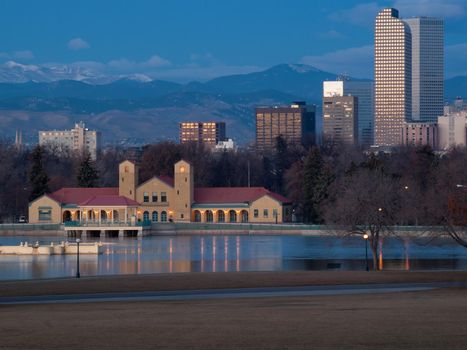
76;238;81;278
363;233;369;271
456;184;466;188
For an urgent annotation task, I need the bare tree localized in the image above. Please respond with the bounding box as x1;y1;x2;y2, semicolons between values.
324;167;401;270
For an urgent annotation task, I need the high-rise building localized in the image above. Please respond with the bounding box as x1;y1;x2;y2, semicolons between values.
323;79;374;146
39;122;101;160
404;17;444;122
401;122;437;148
179;122;226;147
322;96;358;145
437;112;467;150
374;8;412;146
255;102;316;151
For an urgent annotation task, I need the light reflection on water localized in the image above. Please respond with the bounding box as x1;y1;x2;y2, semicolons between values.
0;234;466;280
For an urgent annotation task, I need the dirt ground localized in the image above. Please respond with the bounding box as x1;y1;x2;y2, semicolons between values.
0;287;466;349
0;271;466;349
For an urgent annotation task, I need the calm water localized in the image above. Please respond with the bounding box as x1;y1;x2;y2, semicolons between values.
0;234;466;280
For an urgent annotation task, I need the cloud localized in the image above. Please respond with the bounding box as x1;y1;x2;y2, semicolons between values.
319;30;345;39
392;0;465;18
329;2;380;26
108;55;172;71
67;38;90;50
301;45;374;78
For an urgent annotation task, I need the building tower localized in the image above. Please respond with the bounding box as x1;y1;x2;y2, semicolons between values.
323;80;374;146
255;102;316;151
404;17;444;123
322;95;358;145
374;8;412;146
15;129;23;151
173;159;194;222
119;160;139;201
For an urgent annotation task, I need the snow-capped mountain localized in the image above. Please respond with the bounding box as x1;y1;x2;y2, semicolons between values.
0;61;153;84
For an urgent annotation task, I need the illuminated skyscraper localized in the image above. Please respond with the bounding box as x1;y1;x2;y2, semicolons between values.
179;122;226;147
374;8;412;146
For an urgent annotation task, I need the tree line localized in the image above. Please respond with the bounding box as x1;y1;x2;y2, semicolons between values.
0;138;465;262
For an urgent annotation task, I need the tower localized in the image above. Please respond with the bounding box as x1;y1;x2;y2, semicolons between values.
374;8;412;146
173;159;193;222
404;17;444;123
119;160;138;200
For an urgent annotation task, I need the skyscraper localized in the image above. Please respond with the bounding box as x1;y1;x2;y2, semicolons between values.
404;17;444;123
322;95;358;145
255;102;315;151
374;8;412;146
323;79;374;146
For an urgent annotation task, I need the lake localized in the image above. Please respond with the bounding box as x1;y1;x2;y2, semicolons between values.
0;234;466;280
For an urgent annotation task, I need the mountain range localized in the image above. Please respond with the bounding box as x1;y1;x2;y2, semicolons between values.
0;62;465;145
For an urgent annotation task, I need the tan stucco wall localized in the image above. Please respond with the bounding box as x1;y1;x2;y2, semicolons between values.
28;196;62;224
136;178;174;221
249;195;285;223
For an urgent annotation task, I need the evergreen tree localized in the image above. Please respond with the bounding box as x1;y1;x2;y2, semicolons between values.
302;148;332;223
29;145;49;200
77;153;99;187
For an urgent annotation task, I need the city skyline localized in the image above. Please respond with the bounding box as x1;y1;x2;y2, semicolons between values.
0;0;465;82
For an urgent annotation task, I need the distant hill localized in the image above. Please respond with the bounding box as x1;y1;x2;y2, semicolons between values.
0;63;465;145
445;76;467;100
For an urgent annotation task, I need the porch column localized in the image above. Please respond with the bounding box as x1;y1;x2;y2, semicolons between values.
125;207;128;224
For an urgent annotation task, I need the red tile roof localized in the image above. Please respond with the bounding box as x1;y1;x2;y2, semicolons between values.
194;187;291;204
49;187;118;205
79;195;139;207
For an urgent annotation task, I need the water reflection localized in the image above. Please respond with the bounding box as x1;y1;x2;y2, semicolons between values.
0;235;466;280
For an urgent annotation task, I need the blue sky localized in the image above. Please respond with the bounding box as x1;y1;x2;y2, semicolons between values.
0;0;466;81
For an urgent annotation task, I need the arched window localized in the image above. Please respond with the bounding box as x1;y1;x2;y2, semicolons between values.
217;210;225;223
194;210;201;222
101;210;107;222
241;210;248;223
152;211;158;222
229;210;237;223
62;210;72;222
161;211;167;222
206;210;213;222
143;211;149;221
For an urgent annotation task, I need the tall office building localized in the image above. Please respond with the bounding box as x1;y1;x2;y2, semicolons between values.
322;96;358;145
323;80;374;146
404;17;444;122
374;8;412;146
39;122;101;160
255;102;316;151
179;122;226;147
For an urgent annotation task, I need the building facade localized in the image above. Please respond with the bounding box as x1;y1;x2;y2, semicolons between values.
437;112;467;150
404;17;444;123
256;102;315;151
29;160;292;224
401;122;437;148
39;122;101;160
322;96;358;145
179;122;226;147
323;80;374;146
374;8;412;146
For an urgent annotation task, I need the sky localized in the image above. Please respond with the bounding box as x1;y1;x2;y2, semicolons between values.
0;0;465;81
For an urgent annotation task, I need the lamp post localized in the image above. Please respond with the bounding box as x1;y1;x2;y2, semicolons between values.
363;233;369;271
76;238;81;278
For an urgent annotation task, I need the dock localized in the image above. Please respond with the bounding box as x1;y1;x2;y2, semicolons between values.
0;241;103;255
